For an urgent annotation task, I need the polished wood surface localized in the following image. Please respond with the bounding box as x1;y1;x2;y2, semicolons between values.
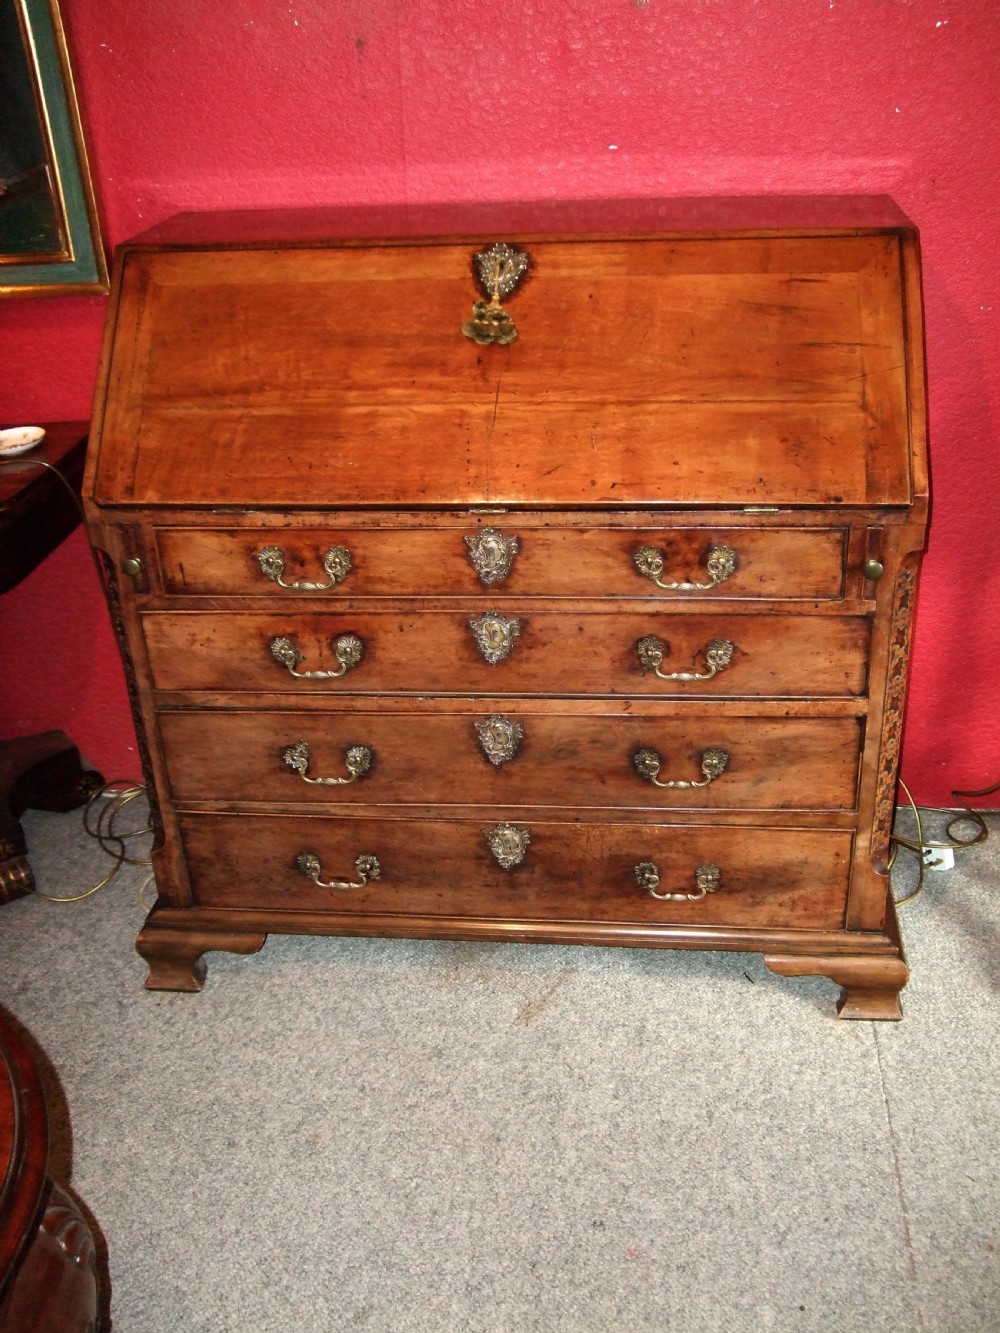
0;1016;47;1292
90;233;912;510
0;423;88;595
85;200;928;1016
140;609;872;697
158;707;863;812
153;523;849;601
179;813;851;930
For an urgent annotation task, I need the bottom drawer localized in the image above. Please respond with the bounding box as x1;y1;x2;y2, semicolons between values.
180;815;851;930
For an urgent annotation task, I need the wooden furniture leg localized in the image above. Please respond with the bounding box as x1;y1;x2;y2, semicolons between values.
764;951;909;1020
136;914;268;991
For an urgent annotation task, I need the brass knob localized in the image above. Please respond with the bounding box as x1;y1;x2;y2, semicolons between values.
862;558;885;582
122;556;143;579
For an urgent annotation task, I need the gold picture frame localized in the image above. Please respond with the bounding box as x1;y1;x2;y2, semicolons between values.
0;0;107;296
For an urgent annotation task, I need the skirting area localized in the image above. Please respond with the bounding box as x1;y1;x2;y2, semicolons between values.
2;803;997;1332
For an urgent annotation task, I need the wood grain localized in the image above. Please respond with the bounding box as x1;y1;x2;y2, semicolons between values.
91;234;911;509
154;524;848;601
159;708;862;812
180;813;852;931
140;609;872;697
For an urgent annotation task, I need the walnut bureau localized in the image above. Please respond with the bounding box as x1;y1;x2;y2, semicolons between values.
84;197;928;1019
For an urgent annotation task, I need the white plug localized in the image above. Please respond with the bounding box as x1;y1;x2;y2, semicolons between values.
921;845;955;871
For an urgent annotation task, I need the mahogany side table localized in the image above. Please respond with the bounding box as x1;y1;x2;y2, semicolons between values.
0;423;104;903
0;1010;100;1332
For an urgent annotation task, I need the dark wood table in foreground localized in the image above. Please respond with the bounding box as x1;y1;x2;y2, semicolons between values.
0;1011;99;1331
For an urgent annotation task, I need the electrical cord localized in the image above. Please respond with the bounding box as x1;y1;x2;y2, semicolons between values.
27;780;152;904
890;774;999;907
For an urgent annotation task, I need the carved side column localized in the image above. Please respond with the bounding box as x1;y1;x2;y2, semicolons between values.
870;558;919;874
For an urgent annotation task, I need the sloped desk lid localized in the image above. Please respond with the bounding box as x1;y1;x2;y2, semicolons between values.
88;200;925;510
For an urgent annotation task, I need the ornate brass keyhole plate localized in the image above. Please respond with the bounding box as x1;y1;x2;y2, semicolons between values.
469;611;521;665
462;242;530;346
475;714;524;767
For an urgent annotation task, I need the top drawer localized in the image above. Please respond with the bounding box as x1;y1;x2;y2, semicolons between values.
152;524;848;601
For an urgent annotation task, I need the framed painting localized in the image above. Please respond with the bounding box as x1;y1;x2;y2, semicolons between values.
0;0;107;296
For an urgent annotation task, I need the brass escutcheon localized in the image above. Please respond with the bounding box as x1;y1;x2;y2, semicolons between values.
465;527;519;586
469;611;521;665
462;242;529;346
474;715;524;767
484;822;530;870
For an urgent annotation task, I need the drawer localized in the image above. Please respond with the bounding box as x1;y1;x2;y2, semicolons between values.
153;524;848;601
160;709;863;812
142;610;871;697
180;813;852;930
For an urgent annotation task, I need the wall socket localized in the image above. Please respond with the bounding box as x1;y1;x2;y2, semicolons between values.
921;845;956;871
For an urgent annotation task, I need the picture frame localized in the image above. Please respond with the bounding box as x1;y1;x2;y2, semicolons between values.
0;0;108;297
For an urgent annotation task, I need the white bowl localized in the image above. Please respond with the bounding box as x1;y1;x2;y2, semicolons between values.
0;426;46;457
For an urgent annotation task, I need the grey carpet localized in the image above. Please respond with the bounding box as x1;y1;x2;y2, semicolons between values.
1;803;997;1333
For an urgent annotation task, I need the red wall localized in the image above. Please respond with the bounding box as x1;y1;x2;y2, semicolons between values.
2;0;998;804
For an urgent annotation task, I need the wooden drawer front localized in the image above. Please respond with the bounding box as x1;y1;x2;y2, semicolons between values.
181;814;851;930
142;611;871;698
160;710;862;812
154;525;847;601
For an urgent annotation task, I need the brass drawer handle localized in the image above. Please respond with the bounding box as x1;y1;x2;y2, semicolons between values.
636;636;735;681
269;633;364;679
633;544;737;591
282;740;373;785
633;747;729;788
465;527;519;586
296;851;381;890
256;545;352;591
633;861;722;901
